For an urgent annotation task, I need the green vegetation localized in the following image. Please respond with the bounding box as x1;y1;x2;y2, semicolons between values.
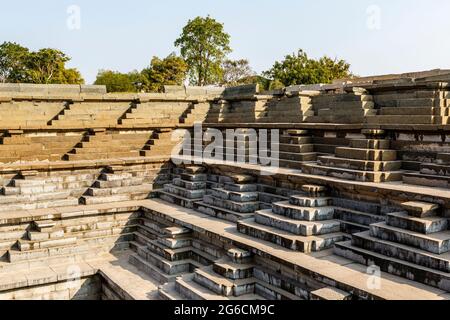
263;49;351;87
0;42;84;84
175;16;231;86
1;17;353;91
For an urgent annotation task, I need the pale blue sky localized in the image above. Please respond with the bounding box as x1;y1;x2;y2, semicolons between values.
1;0;449;84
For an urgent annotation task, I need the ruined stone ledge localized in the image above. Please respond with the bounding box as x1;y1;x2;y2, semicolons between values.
0;156;170;175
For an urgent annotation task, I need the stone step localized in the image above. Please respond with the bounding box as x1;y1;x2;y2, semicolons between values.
279;136;312;144
350;139;391;149
272;201;335;221
403;172;450;189
255;210;341;236
157;190;199;209
34;220;56;232
128;253;180;284
194;201;253;223
86;184;154;197
193;266;255;297
318;155;402;172
420;163;450;176
158;235;192;249
386;212;448;234
289;195;332;207
334;207;385;227
80;193;149;205
278;144;314;153
0;197;80;213
213;258;254;280
400;201;439;218
180;173;207;182
172;178;206;190
223;183;258;193
335;147;397;161
136;246;201;275
210;188;259;203
158;282;184;300
370;222;450;254
237;218;345;253
203;195;259;214
175;273;228;300
334;241;450;291
163;184;205;200
301;163;403;183
93;177;144;188
8;233;133;263
310;287;352;300
351;231;450;273
226;248;253;265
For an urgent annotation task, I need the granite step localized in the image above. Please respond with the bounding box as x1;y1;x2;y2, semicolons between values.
318;155;402;172
213;258;254;280
335;147;397;161
237;218;345;253
301;163;403;183
203;195;259;214
172;178;206;190
210;188;259;202
310;287;352;300
334;241;450;291
289;195;332;207
163;184;205;199
386;212;448;234
255;209;341;236
157;190;200;209
272;201;335;221
352;231;450;273
370;222;450;254
193;266;255;297
128;253;180;284
403;172;450;189
194;201;253;223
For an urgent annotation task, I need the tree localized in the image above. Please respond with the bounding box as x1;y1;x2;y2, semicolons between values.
175;16;231;86
25;48;83;84
0;42;30;83
221;59;255;87
0;42;84;84
263;49;351;86
141;54;188;92
94;70;139;92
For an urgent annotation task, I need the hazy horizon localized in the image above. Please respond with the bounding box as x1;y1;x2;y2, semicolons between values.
2;0;450;84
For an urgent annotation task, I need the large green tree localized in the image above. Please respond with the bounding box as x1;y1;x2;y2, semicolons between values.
141;54;188;92
264;49;351;86
0;42;30;83
0;41;84;84
175;16;231;86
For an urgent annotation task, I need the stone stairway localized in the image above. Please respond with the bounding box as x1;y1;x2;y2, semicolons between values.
80;166;157;205
238;185;346;253
403;153;450;188
129;217;222;284
0;171;85;212
159;247;302;300
158;166;207;209
65;129;148;161
335;201;450;291
302;129;404;182
180;102;211;125
366;84;450;125
139;129;182;158
195;174;259;222
305;87;376;124
3;210;139;269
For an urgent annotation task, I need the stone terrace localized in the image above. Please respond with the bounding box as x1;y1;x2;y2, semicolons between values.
1;73;450;300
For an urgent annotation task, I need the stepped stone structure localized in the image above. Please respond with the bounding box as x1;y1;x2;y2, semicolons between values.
3;71;450;300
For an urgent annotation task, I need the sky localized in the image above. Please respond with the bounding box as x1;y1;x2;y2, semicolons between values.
1;0;450;84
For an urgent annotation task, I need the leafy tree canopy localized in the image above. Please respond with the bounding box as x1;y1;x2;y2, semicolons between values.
263;49;351;87
94;70;142;93
141;53;188;92
0;42;84;84
175;16;231;86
